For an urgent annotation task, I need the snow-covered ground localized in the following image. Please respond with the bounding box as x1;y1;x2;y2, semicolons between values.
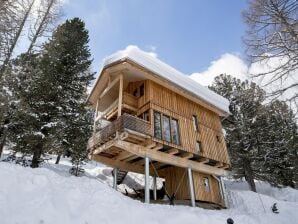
0;153;298;224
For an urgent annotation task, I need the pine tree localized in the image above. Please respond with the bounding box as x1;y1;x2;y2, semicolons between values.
40;18;94;174
8;53;54;167
257;100;298;188
210;74;266;192
210;74;298;190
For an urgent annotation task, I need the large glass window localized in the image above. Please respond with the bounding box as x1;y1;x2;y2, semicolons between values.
153;111;181;145
171;119;180;145
154;111;162;139
162;115;171;142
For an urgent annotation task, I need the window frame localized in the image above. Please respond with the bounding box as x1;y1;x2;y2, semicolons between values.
203;177;210;192
153;111;162;140
192;115;199;132
196;141;202;153
153;110;181;145
171;118;180;145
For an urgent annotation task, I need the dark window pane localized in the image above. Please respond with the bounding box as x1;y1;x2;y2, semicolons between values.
154;111;162;139
144;111;149;121
162;115;171;142
133;89;138;97
171;119;180;145
140;83;144;96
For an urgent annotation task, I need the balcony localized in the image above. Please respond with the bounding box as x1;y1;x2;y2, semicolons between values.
88;113;151;151
98;92;138;121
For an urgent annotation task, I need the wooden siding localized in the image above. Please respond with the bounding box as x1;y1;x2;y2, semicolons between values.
147;80;229;164
163;167;224;206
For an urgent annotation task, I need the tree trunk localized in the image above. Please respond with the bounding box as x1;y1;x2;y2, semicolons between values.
55;153;61;164
0;0;35;76
31;143;43;168
243;157;257;192
0;127;7;159
27;0;56;53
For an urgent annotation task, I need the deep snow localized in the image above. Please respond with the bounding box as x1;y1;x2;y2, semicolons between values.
0;155;298;224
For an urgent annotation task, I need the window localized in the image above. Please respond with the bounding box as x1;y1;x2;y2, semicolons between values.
192;115;199;132
154;111;162;139
140;83;144;96
196;141;202;153
143;111;150;121
216;135;221;143
171;119;180;145
153;111;181;145
203;177;210;192
133;89;139;97
162;115;171;142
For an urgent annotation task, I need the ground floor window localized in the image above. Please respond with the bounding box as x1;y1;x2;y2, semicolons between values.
203;177;210;192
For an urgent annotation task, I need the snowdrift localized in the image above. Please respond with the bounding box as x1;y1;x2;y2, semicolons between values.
1;162;298;224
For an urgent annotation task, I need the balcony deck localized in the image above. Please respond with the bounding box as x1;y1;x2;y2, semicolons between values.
88;113;151;151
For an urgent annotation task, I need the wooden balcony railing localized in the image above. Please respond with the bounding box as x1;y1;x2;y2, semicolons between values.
88;113;151;151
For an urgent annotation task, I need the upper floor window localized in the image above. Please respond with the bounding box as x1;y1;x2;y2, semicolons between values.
196;141;202;153
140;83;144;97
192;115;199;132
132;83;145;98
154;111;162;139
216;135;221;143
153;111;180;145
171;118;180;145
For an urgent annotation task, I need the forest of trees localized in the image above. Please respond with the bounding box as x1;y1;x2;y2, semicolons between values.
0;1;93;175
0;0;297;188
210;74;298;190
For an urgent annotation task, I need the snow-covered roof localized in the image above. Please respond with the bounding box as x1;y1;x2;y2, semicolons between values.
92;46;230;115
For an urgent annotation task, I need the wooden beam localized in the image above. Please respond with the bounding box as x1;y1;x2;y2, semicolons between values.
198;158;210;164
91;154;155;175
151;144;163;151
117;73;123;117
180;152;193;159
114;140;225;176
167;148;179;155
99;75;120;99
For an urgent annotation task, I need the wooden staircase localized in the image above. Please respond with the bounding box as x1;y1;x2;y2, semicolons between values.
112;169;128;185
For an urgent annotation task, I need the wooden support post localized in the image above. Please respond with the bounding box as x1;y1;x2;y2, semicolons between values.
113;167;118;190
187;167;196;207
117;74;123;118
93;99;99;133
144;156;150;203
220;176;228;208
153;176;157;200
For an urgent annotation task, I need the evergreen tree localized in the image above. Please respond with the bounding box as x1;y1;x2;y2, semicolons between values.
9;53;54;167
210;74;298;190
40;18;94;173
257;100;298;188
210;74;266;192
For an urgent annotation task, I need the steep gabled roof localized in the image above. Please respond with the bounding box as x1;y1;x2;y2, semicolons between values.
89;46;230;115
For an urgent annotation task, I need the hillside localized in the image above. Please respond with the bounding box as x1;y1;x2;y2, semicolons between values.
0;155;297;224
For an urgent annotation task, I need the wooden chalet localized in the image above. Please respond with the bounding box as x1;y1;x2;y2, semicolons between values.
87;47;231;208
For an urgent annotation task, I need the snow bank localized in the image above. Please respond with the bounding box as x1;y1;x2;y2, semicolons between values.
1;162;298;224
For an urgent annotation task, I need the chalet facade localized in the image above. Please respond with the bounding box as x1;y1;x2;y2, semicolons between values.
87;47;230;207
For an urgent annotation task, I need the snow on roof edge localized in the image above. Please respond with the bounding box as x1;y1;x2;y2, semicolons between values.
90;46;230;115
